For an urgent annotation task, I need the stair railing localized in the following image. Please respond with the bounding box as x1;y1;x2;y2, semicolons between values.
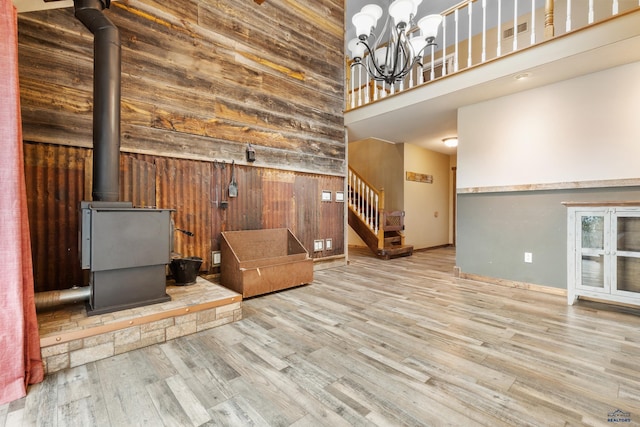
348;167;385;250
345;0;640;111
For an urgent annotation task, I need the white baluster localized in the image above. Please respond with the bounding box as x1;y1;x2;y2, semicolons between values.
430;45;435;81
364;71;370;104
398;50;404;92
530;0;536;45
369;189;374;229
442;17;447;76
348;170;351;206
409;62;414;89
374;194;379;234
467;3;473;68
588;0;594;24
362;182;366;222
364;185;369;226
482;0;487;62
613;0;619;15
513;0;518;51
566;0;572;32
362;181;366;220
369;189;374;230
354;175;358;209
363;181;367;221
497;0;502;56
454;9;459;72
352;173;356;208
353;175;357;211
350;65;355;109
359;178;364;219
356;66;362;107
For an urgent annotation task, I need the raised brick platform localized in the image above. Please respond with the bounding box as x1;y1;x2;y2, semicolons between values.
37;277;242;374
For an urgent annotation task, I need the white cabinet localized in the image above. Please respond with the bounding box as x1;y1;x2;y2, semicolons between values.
566;203;640;306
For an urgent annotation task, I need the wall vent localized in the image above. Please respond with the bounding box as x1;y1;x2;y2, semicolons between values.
503;22;528;39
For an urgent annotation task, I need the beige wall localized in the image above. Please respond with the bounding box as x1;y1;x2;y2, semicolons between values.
403;144;451;249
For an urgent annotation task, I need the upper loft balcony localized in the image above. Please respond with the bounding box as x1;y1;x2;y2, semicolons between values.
345;0;640;154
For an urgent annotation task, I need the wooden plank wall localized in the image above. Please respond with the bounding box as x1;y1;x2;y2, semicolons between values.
18;0;346;292
24;143;345;292
18;0;345;173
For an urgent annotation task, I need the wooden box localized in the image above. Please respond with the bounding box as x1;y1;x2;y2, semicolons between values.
220;228;313;297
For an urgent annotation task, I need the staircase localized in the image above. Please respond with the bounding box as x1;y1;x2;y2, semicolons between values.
348;167;413;260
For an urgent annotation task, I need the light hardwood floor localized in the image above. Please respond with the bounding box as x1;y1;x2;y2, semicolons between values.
3;247;640;426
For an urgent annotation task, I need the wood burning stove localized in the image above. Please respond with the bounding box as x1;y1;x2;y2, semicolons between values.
72;1;174;315
80;201;172;315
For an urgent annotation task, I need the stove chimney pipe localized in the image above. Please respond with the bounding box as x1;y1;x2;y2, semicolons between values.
74;0;120;202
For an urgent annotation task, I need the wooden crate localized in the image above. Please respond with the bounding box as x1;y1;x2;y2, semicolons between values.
220;228;313;297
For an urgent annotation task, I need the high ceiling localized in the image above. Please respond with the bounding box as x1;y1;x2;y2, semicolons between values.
344;1;640;155
14;1;640;156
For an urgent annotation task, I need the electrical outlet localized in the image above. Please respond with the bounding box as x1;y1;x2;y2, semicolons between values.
325;238;332;250
524;252;533;263
212;251;221;266
313;239;324;252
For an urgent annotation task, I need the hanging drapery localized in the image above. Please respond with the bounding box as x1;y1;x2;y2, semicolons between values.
0;0;44;405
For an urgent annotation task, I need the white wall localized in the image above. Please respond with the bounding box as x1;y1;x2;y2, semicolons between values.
458;61;640;189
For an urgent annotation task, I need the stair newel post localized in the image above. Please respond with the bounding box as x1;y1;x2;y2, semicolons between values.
545;0;555;39
377;188;385;250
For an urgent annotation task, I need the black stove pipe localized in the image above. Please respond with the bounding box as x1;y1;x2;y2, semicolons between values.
74;0;120;202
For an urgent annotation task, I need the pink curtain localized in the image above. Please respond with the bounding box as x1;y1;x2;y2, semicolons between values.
0;0;44;405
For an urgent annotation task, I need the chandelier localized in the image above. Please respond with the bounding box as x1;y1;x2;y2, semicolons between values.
349;0;443;85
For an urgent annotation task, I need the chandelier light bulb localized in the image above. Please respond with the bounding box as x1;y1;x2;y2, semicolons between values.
418;14;443;44
349;1;442;85
361;4;383;22
352;11;377;40
389;0;415;29
348;38;365;61
409;35;427;58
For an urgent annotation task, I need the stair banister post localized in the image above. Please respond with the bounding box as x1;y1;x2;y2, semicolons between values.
545;0;555;39
378;188;385;250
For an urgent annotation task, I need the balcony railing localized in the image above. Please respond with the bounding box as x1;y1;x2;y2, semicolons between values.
346;0;640;111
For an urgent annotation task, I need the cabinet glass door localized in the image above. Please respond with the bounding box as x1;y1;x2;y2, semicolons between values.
577;212;609;291
614;214;640;296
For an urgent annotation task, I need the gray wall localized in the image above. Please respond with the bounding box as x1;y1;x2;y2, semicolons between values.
457;187;640;288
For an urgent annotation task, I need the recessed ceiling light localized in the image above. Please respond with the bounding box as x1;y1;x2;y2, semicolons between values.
514;72;531;81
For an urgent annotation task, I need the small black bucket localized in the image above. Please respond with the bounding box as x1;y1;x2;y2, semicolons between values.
170;256;203;285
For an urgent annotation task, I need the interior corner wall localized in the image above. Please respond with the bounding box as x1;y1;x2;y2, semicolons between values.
449;154;457;245
456;61;640;289
403;144;451;249
348;139;405;210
